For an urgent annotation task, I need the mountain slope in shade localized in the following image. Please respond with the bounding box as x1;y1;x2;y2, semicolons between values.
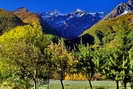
40;9;104;39
105;0;133;19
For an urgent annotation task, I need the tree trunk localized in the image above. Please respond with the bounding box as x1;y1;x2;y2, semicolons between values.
116;81;119;89
131;82;133;89
88;79;93;89
47;79;50;89
124;81;127;89
33;79;37;89
60;79;64;89
47;71;50;89
25;80;29;89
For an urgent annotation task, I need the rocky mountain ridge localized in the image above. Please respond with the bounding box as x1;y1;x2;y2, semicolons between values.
105;0;133;19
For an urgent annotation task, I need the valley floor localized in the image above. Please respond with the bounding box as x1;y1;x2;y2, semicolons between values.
39;80;132;89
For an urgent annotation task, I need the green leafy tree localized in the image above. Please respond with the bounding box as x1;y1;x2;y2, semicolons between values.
129;47;133;89
76;44;95;89
93;47;133;89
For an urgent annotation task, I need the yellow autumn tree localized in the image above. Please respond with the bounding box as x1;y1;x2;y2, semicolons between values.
46;39;74;89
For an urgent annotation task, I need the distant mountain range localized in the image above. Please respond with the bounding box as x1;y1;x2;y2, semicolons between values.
40;9;104;39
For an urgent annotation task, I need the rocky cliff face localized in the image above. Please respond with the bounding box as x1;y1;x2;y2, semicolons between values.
105;0;133;19
0;9;23;34
13;8;40;23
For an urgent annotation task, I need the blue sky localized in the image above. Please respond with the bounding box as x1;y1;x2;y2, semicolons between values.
0;0;127;13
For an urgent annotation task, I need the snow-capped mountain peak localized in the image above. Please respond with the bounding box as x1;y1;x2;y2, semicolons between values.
74;9;86;13
105;0;133;19
40;10;61;19
75;9;83;12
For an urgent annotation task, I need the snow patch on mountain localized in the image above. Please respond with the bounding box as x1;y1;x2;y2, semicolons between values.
121;10;129;15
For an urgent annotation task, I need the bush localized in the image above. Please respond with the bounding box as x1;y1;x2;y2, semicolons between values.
0;79;29;89
65;73;87;80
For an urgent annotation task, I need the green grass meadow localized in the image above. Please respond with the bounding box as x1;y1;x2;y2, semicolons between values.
39;80;132;89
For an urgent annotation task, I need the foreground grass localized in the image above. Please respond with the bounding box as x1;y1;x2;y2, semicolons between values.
39;85;48;89
39;80;132;89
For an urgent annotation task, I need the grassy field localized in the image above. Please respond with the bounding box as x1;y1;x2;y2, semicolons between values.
39;80;132;89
